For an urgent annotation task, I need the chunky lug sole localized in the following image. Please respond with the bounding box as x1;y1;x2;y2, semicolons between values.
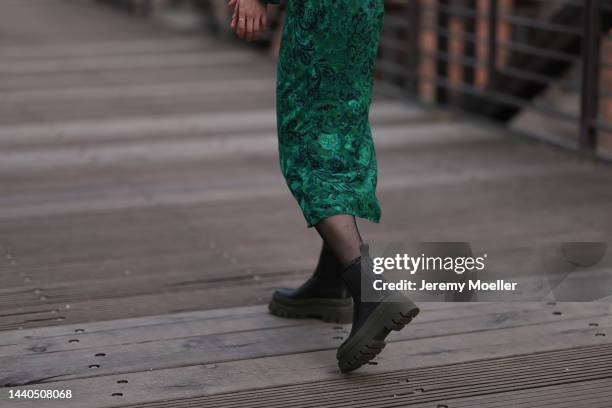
336;298;420;373
268;291;353;324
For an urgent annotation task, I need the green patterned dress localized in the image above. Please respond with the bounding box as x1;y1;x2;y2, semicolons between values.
264;0;384;227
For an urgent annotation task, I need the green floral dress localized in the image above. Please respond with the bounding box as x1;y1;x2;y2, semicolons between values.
264;0;384;227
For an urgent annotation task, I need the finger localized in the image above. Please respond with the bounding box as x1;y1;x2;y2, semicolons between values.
246;16;254;42
230;3;237;30
261;13;267;31
238;12;246;38
227;0;236;7
253;15;261;36
236;3;244;37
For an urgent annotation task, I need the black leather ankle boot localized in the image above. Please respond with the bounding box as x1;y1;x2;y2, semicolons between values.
268;243;353;323
336;244;420;373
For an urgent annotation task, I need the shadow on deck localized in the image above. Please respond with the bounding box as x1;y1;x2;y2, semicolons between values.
0;1;611;407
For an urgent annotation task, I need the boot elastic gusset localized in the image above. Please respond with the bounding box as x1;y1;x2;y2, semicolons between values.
268;289;354;324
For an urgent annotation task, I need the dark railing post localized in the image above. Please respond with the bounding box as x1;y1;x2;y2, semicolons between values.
407;0;421;94
579;0;602;151
464;0;477;86
436;0;450;103
487;0;498;85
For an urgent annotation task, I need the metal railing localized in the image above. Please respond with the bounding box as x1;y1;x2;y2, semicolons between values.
378;0;612;160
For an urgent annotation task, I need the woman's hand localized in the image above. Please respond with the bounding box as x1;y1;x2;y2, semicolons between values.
228;0;268;42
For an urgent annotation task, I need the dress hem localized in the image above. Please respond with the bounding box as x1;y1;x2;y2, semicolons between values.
305;209;381;228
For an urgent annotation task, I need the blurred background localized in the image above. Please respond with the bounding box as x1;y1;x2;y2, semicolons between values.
2;1;612;407
98;0;612;157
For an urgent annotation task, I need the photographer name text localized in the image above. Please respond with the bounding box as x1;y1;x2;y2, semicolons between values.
373;279;518;292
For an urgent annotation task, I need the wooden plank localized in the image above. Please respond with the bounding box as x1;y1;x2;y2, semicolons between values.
0;268;306;319
0;276;301;332
0;65;274;93
0;38;221;60
0;50;266;76
0;301;599;357
1;157;610;330
1;302;609;386
0;301;459;347
1;207;608;326
0;0;174;46
0;77;275;107
2;161;605;274
0;163;603;276
119;350;612;408
92;316;605;398
409;378;612;408
0;101;427;147
0;122;497;173
0;98;277;129
0;150;589;224
2;331;610;407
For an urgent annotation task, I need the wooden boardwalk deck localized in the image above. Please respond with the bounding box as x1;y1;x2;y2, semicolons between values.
1;1;612;407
